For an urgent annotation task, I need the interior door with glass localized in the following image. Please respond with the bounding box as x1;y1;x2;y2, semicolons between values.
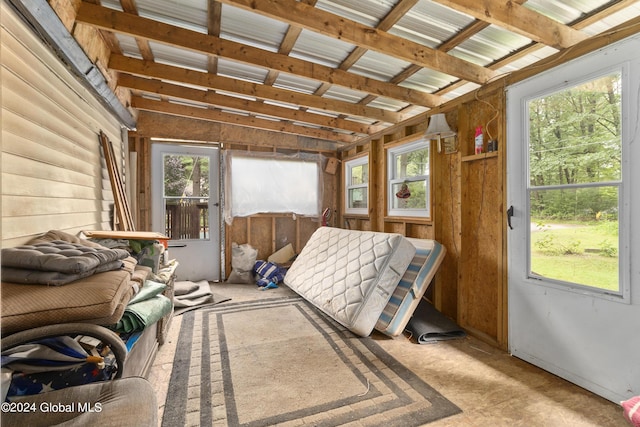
506;36;639;403
151;143;220;281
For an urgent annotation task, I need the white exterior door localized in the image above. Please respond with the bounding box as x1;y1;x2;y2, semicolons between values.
506;35;640;403
152;143;221;281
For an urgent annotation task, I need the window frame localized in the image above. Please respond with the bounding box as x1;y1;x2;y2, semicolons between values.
524;69;625;298
344;154;369;216
386;138;431;219
507;58;633;304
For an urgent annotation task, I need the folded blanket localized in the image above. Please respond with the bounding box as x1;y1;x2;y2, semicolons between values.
111;280;171;333
112;295;172;333
129;280;166;305
173;280;213;308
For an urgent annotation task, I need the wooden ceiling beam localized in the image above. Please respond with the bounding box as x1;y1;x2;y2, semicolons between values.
215;0;497;85
118;74;382;134
339;0;421;70
135;111;342;151
207;0;222;74
76;2;442;108
131;97;357;142
109;54;403;124
432;0;588;49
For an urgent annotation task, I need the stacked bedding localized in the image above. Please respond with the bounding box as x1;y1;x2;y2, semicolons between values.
284;227;416;337
0;231;144;335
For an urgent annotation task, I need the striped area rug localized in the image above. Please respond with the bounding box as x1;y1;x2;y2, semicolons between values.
162;296;460;427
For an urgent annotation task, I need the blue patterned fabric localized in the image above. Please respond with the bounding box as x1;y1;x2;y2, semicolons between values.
2;336;117;401
253;260;286;287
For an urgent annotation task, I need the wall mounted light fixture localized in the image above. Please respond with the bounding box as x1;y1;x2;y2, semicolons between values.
425;113;457;153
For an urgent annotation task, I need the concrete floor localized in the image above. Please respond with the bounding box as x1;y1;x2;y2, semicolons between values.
149;283;628;426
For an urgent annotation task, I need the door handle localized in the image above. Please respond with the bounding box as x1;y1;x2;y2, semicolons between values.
507;206;514;230
169;244;187;248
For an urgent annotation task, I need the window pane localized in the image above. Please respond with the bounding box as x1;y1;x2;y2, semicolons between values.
348;188;367;209
529;187;619;292
165;199;209;240
528;73;622;187
164;155;210;197
350;163;368;185
391;180;427;210
230;155;319;218
163;154;210;240
394;148;429;179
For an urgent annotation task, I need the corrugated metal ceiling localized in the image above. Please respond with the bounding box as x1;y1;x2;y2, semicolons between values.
86;0;640;144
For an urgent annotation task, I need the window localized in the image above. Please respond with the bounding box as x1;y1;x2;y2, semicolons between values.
387;139;430;218
224;151;322;224
526;71;625;296
344;155;368;215
162;153;210;240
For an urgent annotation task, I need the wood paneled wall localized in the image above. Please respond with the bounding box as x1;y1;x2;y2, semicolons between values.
1;3;125;247
456;91;507;349
339;91;507;349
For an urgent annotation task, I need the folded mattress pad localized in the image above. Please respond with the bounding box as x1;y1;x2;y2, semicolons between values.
375;238;446;336
284;227;415;336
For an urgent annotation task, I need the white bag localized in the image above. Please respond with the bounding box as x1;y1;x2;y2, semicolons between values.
227;242;257;284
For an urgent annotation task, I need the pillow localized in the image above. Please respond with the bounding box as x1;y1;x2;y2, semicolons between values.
622;396;640;427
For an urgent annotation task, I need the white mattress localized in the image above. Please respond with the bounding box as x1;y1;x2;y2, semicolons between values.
284;227;416;336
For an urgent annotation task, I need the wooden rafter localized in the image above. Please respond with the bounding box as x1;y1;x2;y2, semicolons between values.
39;0;638;143
131;97;358;143
108;54;405;124
215;0;498;85
117;74;383;135
76;2;443;108
432;0;588;49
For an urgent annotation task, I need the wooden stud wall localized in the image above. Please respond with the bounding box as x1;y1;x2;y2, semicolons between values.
338;94;506;348
457;91;507;349
221;143;338;277
126;134;338;279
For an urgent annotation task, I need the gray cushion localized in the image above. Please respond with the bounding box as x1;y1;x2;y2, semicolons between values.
2;241;129;274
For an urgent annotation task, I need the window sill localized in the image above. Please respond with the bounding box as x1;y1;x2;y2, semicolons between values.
383;216;432;225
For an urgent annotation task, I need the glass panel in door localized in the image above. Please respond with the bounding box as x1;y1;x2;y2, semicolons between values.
163;154;210;240
527;72;622;295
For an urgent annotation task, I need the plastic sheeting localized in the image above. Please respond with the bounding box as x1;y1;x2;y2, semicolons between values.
224;151;324;224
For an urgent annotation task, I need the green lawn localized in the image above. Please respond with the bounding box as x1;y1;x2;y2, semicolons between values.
530;220;619;291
